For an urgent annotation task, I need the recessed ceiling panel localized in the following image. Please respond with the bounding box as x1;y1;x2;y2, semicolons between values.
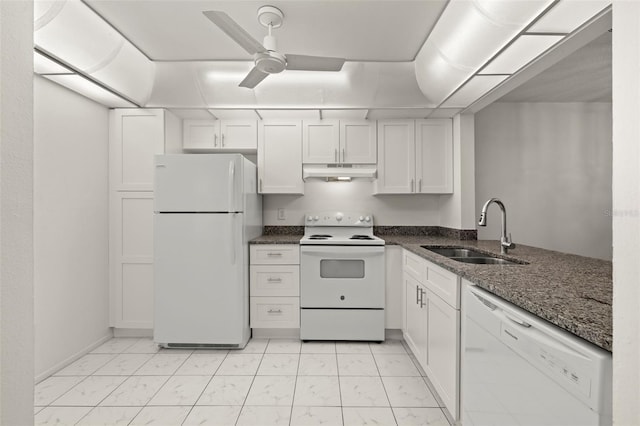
481;35;563;75
84;0;447;62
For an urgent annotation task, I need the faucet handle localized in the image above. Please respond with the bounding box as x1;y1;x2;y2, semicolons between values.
505;233;516;249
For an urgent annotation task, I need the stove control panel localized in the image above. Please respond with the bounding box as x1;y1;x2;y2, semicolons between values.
305;211;374;227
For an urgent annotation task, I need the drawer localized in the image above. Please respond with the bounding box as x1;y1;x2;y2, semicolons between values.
424;260;460;309
250;244;300;264
403;249;426;281
250;265;300;296
250;297;300;328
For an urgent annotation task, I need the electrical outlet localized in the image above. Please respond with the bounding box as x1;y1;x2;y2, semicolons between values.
277;208;286;220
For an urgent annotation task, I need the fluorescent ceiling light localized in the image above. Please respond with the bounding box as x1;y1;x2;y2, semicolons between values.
481;35;563;74
43;74;136;108
529;0;611;33
414;0;554;105
441;75;508;108
34;51;71;74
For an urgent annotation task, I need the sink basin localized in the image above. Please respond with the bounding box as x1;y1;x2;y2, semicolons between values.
450;257;519;265
421;247;488;258
421;246;525;265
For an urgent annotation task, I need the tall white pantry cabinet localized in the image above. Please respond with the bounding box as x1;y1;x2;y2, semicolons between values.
109;109;181;330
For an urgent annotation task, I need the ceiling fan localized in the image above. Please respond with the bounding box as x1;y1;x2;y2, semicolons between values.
203;6;346;88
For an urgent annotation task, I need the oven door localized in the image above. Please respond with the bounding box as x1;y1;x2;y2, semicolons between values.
300;245;385;308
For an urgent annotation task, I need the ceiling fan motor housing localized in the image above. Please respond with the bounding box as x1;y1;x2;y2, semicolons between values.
255;51;286;74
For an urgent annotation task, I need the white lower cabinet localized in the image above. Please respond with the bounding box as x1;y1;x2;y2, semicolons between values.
402;249;460;420
249;244;300;330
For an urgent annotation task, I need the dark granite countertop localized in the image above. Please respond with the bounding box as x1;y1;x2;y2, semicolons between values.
383;235;612;352
250;234;302;244
249;233;612;351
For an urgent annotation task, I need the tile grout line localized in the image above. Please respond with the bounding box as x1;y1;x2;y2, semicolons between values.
370;342;399;425
287;343;303;426
234;338;269;426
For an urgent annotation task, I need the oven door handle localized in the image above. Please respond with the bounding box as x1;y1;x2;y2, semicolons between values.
300;247;384;258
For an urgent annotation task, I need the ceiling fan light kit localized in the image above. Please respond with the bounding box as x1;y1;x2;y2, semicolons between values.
203;4;346;88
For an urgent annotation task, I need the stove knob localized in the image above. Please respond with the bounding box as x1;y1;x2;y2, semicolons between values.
359;216;364;222
307;216;313;222
336;212;344;221
365;216;371;222
313;216;319;221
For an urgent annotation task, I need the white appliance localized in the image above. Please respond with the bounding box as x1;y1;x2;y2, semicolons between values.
462;284;612;426
153;154;262;349
299;211;385;341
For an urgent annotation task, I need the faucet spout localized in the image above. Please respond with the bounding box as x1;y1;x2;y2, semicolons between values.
478;198;516;255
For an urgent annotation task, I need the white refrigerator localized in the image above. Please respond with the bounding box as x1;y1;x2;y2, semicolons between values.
153;154;262;349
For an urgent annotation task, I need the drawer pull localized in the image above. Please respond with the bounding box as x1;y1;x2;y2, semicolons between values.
267;277;282;283
267;252;283;257
267;309;283;314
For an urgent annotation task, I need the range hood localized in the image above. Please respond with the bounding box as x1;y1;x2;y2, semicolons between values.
303;164;377;181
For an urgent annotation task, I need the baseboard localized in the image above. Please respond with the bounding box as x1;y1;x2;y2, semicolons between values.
113;328;153;338
251;328;403;340
35;331;113;384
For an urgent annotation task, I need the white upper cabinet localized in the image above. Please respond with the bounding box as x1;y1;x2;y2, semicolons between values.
110;109;168;191
302;119;376;164
341;120;377;163
416;119;453;193
375;119;452;194
302;120;340;163
183;119;257;152
258;120;304;194
375;119;416;194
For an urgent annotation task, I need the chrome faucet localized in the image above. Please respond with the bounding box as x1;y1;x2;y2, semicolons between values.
478;198;515;255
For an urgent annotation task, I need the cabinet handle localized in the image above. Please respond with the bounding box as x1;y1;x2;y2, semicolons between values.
411;179;415;193
334;148;338;163
268;309;283;314
342;148;345;163
267;252;283;257
259;178;263;193
419;179;422;193
267;277;282;283
420;289;426;308
214;134;218;147
416;285;420;305
222;133;225;147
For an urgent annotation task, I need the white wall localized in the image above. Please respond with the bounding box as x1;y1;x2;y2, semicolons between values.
34;76;111;381
0;1;35;423
263;180;441;225
475;102;612;260
612;2;640;423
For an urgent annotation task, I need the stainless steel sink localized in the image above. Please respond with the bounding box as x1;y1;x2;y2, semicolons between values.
421;247;488;258
449;257;518;265
421;246;525;265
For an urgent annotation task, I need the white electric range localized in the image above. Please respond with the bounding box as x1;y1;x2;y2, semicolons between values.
299;211;385;342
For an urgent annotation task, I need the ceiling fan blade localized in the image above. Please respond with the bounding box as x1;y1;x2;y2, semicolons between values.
285;54;346;71
202;11;266;55
239;66;269;88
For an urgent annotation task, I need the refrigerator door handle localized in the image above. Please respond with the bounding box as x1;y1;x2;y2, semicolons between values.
230;214;236;265
228;160;235;212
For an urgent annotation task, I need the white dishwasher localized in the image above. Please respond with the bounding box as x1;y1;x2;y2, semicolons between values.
462;284;612;426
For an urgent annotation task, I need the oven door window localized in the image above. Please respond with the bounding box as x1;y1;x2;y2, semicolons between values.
320;259;365;279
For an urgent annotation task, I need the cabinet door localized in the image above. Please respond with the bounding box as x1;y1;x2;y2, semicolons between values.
110;192;154;328
220;120;257;150
415;119;453;194
424;288;460;418
375;120;415;194
302;119;339;164
341;120;377;164
258;121;304;194
404;274;427;368
183;119;220;150
110;109;166;191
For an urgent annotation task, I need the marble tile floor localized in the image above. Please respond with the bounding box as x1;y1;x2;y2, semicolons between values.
34;337;450;426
